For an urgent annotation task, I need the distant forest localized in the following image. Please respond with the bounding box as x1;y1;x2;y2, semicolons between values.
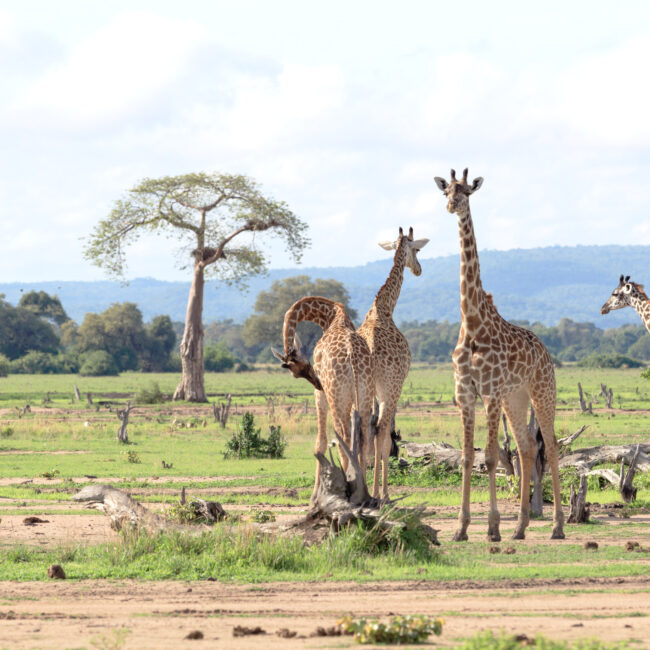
2;284;647;376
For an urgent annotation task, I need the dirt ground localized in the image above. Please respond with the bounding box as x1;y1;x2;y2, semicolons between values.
1;577;649;649
2;484;650;648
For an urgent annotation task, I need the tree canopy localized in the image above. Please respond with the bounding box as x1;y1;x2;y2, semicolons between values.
242;275;358;358
18;291;69;326
83;172;309;285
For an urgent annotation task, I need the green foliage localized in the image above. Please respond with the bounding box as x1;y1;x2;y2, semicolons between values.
224;413;287;459
79;350;119;376
0;425;14;438
0;353;10;376
18;290;69;326
578;353;643;368
456;630;632;649
242;275;358;359
135;381;165;404
250;509;276;523
124;450;141;464
388;457;463;487
338;614;443;645
0;296;60;360
204;342;235;372
40;469;60;479
140;315;177;372
10;351;78;374
83;172;309;283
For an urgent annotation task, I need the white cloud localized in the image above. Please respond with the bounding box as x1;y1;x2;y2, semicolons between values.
9;11;204;129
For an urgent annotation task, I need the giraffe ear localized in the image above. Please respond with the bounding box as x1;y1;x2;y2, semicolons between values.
378;240;397;251
469;177;484;193
434;177;448;192
271;347;285;362
408;238;429;250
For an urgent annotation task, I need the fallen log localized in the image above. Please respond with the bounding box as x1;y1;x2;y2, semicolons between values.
559;444;650;472
73;485;226;533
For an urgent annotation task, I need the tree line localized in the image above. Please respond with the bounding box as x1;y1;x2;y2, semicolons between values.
2;281;649;377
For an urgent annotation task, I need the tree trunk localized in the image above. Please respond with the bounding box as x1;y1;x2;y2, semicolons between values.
173;264;206;402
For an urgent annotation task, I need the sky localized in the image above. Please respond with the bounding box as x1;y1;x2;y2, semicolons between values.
1;0;650;282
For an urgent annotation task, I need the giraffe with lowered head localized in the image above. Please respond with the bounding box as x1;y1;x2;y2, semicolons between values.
272;297;375;504
358;227;429;499
434;168;565;541
601;275;650;332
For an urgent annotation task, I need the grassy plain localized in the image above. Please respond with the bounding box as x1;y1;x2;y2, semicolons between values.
1;365;649;648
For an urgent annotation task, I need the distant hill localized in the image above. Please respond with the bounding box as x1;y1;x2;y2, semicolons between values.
1;245;647;328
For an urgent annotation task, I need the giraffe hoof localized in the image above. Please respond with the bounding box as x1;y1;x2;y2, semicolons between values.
487;532;501;542
551;529;566;540
511;531;525;540
452;531;468;542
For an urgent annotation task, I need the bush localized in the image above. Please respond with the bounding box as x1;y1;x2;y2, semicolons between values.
135;381;165;404
0;354;9;377
9;351;77;374
224;412;287;459
79;350;119;376
204;343;235;372
577;353;643;368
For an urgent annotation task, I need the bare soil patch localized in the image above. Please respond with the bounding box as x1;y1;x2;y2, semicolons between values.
1;578;648;649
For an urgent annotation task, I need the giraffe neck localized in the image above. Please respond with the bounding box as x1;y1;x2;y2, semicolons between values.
372;237;408;316
457;205;487;334
630;294;650;333
282;296;351;353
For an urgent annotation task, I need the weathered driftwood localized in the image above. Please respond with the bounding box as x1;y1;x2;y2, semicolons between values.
559;443;650;472
310;411;438;545
585;444;641;503
73;485;226;532
558;425;589;454
567;474;589;523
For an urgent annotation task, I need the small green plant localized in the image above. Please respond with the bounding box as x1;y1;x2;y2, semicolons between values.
338;614;443;645
40;469;60;479
134;381;165;404
89;626;131;650
124;450;141;464
167;501;199;524
0;425;14;438
223;412;287;459
456;630;632;649
251;509;276;523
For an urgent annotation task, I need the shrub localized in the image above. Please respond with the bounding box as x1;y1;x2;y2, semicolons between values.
577;353;643;369
0;354;9;377
79;350;119;376
135;381;165;404
9;351;73;374
338;614;443;645
224;412;287;459
204;343;235;372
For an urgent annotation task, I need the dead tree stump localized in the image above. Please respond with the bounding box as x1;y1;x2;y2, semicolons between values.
74;385;81;402
600;384;614;409
619;444;641;503
577;383;592;414
116;402;132;443
213;394;232;428
86;392;93;406
568;474;589;523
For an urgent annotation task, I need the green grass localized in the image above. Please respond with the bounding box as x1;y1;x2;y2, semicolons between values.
1;525;648;583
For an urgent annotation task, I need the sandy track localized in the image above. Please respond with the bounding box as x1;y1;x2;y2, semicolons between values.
1;578;649;649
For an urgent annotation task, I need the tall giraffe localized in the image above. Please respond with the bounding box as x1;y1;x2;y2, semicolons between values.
434;168;565;541
272;297;375;503
601;275;650;332
358;227;429;499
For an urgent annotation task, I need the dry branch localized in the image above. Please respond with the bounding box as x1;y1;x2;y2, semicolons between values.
559;443;650;472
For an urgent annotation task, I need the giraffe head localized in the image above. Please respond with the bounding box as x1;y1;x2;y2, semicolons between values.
271;333;323;391
378;227;429;276
601;275;648;314
434;168;484;215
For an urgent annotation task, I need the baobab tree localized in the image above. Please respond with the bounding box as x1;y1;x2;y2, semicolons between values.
84;172;309;402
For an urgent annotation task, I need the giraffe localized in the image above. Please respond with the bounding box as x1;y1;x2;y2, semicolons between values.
434;168;565;541
357;226;429;499
272;296;375;504
601;275;650;332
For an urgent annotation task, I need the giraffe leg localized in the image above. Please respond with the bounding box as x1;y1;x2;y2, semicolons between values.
310;389;329;505
454;378;475;542
530;378;565;540
502;387;535;540
484;396;502;542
